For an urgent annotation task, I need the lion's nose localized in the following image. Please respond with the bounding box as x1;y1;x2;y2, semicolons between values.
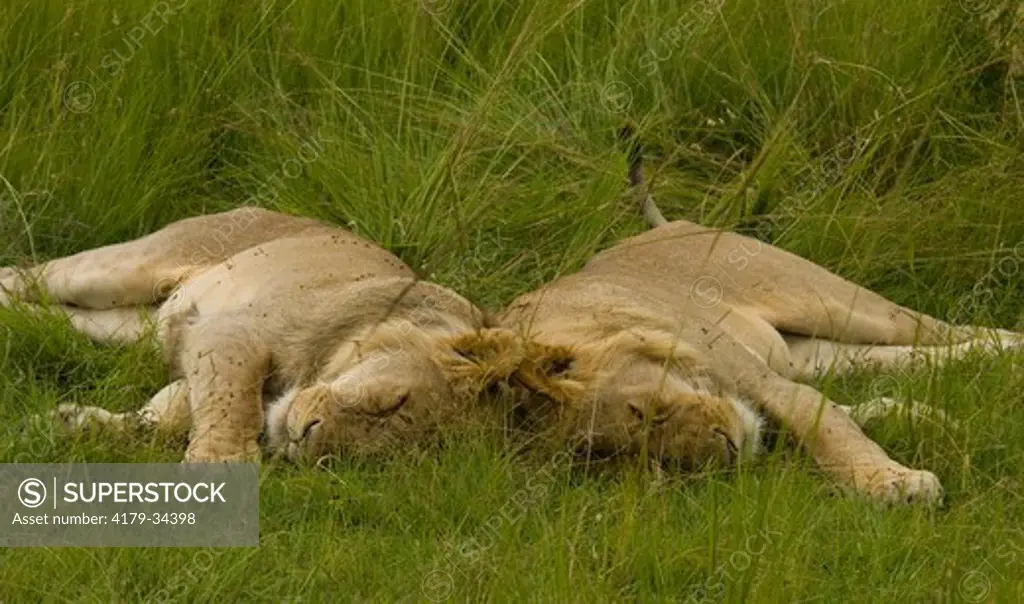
299;418;323;442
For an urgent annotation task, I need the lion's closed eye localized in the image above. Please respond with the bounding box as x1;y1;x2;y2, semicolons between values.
714;427;739;459
628;401;673;426
364;392;411;418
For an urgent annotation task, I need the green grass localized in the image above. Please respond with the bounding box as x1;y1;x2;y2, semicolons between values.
1;0;1022;601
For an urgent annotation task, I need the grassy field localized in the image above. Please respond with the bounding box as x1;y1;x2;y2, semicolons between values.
1;0;1022;601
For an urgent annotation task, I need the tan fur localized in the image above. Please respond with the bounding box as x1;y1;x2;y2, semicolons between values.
1;208;520;462
500;219;1023;504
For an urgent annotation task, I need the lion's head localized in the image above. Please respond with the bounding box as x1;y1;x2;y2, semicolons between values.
265;327;523;461
512;329;762;469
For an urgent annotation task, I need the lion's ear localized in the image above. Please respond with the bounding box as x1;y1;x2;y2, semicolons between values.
515;330;698;404
436;328;525;397
617;328;701;371
515;342;586;405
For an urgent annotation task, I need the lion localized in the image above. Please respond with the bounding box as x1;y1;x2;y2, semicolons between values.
498;142;1022;504
0;208;517;463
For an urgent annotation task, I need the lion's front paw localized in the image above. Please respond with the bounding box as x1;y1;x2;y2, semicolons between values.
51;404;122;431
183;440;261;464
862;465;943;505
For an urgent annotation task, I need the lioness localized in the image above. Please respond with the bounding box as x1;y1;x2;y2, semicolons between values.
1;208;514;463
500;152;1022;505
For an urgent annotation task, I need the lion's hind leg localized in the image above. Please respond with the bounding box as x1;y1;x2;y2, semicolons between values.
761;286;979;348
0;207;311;310
0;239;203;310
733;241;989;347
783;332;1023;379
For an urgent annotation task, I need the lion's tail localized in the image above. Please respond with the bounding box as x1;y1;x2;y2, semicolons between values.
618;125;667;229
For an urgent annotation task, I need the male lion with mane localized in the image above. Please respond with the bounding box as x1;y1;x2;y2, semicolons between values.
499;135;1022;504
1;208;516;463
